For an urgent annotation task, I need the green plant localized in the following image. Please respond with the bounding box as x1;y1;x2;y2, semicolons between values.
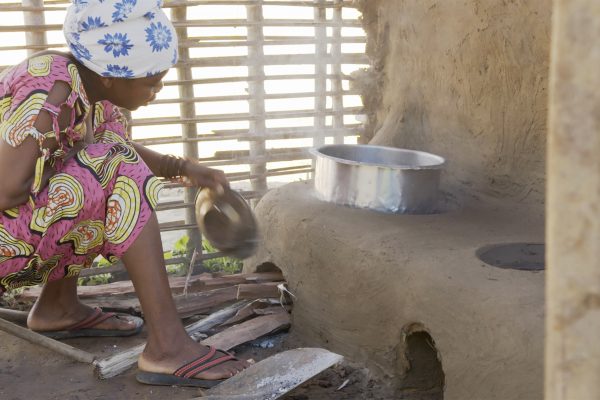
77;256;114;286
172;234;189;256
201;239;243;274
164;234;188;275
166;234;243;275
78;273;112;286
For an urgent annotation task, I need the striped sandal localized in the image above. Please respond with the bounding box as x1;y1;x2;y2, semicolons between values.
136;346;239;388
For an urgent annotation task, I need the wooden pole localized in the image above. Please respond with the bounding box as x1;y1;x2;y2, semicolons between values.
21;0;46;56
546;0;600;399
0;307;28;324
246;1;268;204
0;317;96;364
331;0;345;144
171;5;203;259
313;0;327;158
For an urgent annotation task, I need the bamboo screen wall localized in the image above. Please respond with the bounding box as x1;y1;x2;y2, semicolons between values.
0;0;367;272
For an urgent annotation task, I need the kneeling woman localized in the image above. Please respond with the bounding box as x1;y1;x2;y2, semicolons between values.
0;0;248;387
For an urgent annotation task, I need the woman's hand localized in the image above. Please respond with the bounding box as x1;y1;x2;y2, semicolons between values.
181;161;229;191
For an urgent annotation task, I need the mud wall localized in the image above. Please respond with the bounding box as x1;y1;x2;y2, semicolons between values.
354;0;551;206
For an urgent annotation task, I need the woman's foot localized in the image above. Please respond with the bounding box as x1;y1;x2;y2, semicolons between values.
27;300;138;333
27;277;137;334
138;338;250;382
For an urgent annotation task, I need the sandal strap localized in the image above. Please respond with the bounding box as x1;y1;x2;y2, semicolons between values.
67;308;116;331
182;354;235;379
174;347;237;379
174;347;217;377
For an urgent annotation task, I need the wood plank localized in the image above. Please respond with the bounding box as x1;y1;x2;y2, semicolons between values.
18;272;284;300
203;312;291;351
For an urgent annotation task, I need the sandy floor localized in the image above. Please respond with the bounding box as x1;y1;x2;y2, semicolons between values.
0;325;403;400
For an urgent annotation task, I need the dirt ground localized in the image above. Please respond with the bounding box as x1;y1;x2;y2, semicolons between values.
0;320;402;400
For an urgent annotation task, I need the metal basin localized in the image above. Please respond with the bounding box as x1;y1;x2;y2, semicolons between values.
311;144;445;214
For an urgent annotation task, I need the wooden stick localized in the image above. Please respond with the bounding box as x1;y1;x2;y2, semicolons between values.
0;307;29;324
164;0;355;8
0;317;95;364
131;106;364;126
0;1;358;12
162;73;354;86
149;89;359;105
183;248;198;297
94;301;250;379
135;126;363;146
0;18;362;33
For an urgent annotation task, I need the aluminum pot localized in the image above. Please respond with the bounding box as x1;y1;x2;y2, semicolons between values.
310;144;445;214
195;187;259;259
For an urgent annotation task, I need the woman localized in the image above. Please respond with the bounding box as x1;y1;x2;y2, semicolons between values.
0;0;248;387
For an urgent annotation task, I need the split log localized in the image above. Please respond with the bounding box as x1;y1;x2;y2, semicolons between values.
220;300;270;326
0;317;95;364
254;306;289;316
236;282;283;300
174;286;239;318
203;312;291;351
94;301;250;379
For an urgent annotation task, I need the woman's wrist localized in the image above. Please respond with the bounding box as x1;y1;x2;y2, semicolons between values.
159;154;189;179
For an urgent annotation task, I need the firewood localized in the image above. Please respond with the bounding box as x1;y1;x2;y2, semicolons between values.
236;282;283;300
220;300;270;326
203;312;291;351
81;286;240;318
17;272;285;300
94;301;251;379
254;306;289;316
173;286;238;318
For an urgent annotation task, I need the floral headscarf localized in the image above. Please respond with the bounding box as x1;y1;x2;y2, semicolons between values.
63;0;178;78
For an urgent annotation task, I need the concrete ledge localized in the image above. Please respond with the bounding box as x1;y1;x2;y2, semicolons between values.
246;181;544;400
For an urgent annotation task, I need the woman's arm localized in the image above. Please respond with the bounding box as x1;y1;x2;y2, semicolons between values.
0;137;41;210
0;81;72;210
131;142;228;190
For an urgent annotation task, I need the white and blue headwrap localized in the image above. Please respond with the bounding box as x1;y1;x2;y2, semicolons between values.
63;0;178;78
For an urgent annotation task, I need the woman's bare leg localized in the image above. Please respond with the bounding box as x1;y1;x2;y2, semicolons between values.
28;273;136;332
122;213;248;379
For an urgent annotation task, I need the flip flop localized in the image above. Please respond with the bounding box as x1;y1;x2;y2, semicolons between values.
136;346;238;388
34;307;144;340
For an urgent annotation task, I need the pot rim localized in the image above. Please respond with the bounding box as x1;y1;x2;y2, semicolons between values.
310;144;446;170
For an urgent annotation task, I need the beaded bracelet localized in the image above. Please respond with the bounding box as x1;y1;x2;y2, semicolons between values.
159;154;188;179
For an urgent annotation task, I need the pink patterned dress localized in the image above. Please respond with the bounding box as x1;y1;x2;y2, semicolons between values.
0;54;162;295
